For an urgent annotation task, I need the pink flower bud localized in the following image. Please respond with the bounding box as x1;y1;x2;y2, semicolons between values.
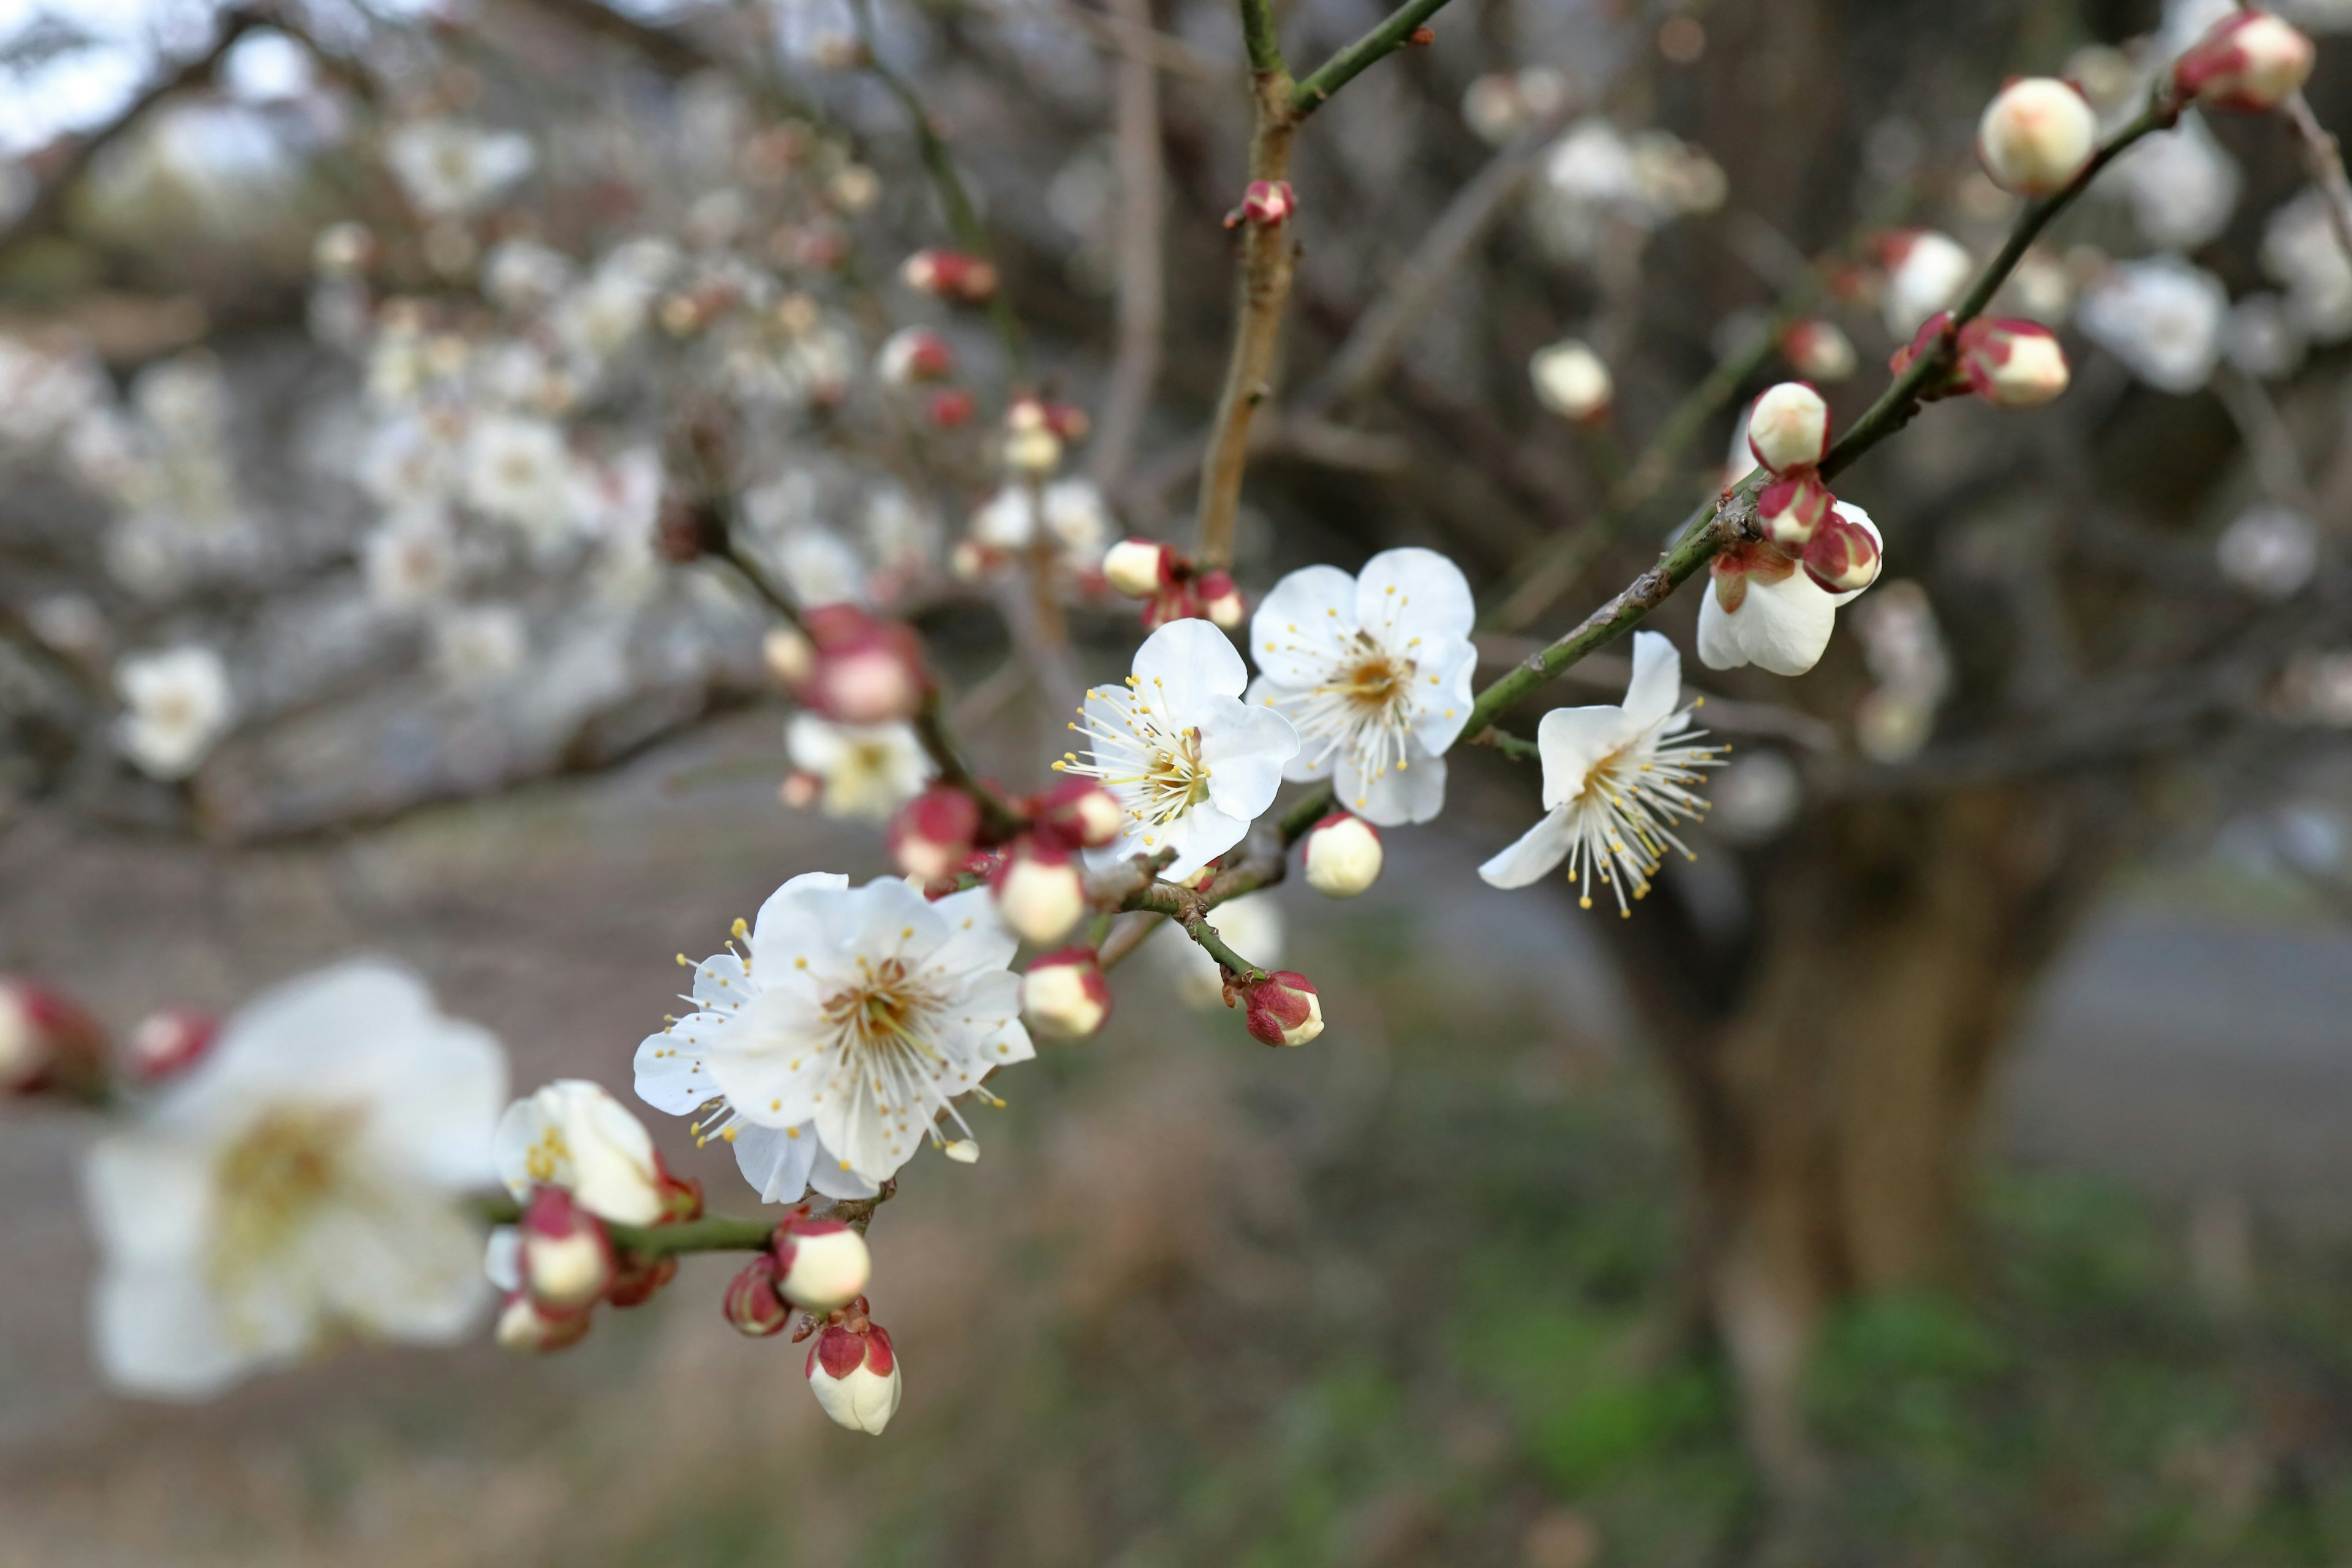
124;1008;217;1084
1196;570;1245;630
927;388;976;429
1977;77;2097;195
1757;470;1836;551
1243;971;1324;1047
1779;320;1857;382
1022;947;1111;1038
1233;179;1296;227
1746;382;1831;475
1955;317;2070;407
604;1251;679;1309
889;786;982;881
877;326;955;385
723;1254;792;1336
522;1186;614;1311
1301;812;1383;899
900;249;998;303
1102;538;1172;599
2173;11;2314;113
774;1219;873;1311
800;605;930;725
1041;402;1091;443
1803;509;1883;594
780;770;822;810
496;1291;592;1353
1033;777;1124;851
992;837;1088;945
0;978;106;1099
807;1319;901;1434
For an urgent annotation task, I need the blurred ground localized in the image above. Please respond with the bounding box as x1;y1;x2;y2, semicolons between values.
4;710;2352;1566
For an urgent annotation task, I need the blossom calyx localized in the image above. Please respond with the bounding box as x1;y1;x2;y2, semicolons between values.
1803;508;1883;594
1956;318;2070;407
1196;570;1245;630
1229;179;1297;228
807;1315;901;1434
2173;12;2314;113
1977;77;2097;196
124;1008;217;1084
889;786;982;881
799;605;931;725
774;1218;873;1312
0;978;107;1099
1302;813;1383;899
1746;382;1831;475
900;249;998;303
605;1250;680;1309
1243;971;1324;1047
1022;947;1111;1039
992;835;1088;945
1032;777;1124;851
521;1185;615;1312
1758;470;1836;551
723;1254;792;1337
1103;538;1173;598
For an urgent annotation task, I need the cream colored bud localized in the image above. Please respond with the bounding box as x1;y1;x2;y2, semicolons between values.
775;1224;872;1312
1529;339;1613;421
1746;382;1831;474
764;626;815;686
1102;539;1167;598
1977;78;2097;196
1302;814;1383;899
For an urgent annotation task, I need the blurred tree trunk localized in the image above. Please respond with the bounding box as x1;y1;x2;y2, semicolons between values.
1616;784;2124;1494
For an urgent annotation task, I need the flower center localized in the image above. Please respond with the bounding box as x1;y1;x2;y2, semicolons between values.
1057;679;1215;844
1558;721;1723;916
822;957;940;1061
209;1104;364;1294
1289;632;1419;788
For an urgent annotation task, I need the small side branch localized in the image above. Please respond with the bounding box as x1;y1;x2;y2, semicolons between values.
1286;0;1457;118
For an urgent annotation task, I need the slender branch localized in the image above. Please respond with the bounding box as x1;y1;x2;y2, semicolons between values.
1098;780;1333;971
477;1185;894;1257
914;695;1027;840
1237;0;1287;76
1088;0;1167;487
1286;0;1455;118
714;532;809;633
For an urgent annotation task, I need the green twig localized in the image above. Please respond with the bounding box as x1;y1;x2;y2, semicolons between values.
1287;0;1455;116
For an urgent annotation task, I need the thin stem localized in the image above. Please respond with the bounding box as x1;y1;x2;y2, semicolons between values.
476;1184;895;1257
1099;780;1332;971
1286;0;1455;117
914;695;1028;840
715;532;809;633
1237;0;1287;76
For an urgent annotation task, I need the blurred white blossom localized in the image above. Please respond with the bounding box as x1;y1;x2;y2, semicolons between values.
386;122;536;217
2076;257;2228;393
2217;505;2319;598
115;644;235;780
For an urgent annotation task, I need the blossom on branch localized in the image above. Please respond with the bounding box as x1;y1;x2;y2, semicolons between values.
807;1305;900;1434
1530;339;1614;421
493;1079;669;1226
1699;505;1885;676
115;644;234;782
1479;632;1724;914
1302;812;1384;899
2172;10;2315;113
82;960;507;1400
785;715;933;821
1246;548;1476;826
1977;77;2097;196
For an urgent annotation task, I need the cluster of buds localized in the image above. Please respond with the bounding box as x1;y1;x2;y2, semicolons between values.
724;1212;876;1338
0;977;109;1101
899;249;998;304
1890;312;2070;410
2171;10;2315;114
765;605;932;725
1100;538;1243;630
1300;812;1384;899
1003;396;1090;477
1226;179;1297;229
802;1297;901;1435
495;1172;703;1352
1744;382;1882;595
1976;77;2097;197
887;775;1123;951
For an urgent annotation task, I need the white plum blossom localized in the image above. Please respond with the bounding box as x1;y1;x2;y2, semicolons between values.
633;873;1032;1191
1245;548;1477;827
785;714;934;820
1883;231;1975;337
464;414;577;550
2114;111;2242;250
2262;189;2352;342
1479;631;1723;913
115;644;235;780
1058;618;1300;876
1698;504;1883;677
2225;292;2309;378
492;1079;666;1224
2076;257;2228;393
385;121;536;217
82;960;507;1399
2217;504;2320;598
361;507;462;612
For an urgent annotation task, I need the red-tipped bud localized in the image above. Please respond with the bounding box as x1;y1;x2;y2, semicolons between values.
1230;179;1297;228
1196;570;1245;630
926;387;976;429
992;836;1087;945
1757;470;1836;551
1033;777;1124;850
1955;317;2070;408
799;605;930;724
878;326;955;385
1041;402;1091;443
1977;77;2097;195
1803;510;1882;594
781;770;823;810
1746;382;1831;475
124;1008;217;1084
889;786;982;881
723;1254;792;1336
2173;11;2314;113
1022;947;1111;1038
1779;320;1856;382
0;978;107;1099
1102;538;1172;598
900;249;998;303
1302;812;1384;899
1243;971;1324;1047
774;1219;872;1311
496;1291;593;1353
604;1251;679;1308
807;1317;900;1434
521;1186;614;1311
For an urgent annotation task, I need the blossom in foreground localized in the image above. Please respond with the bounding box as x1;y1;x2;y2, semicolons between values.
1479;632;1724;914
635;873;1031;1189
1699;504;1884;676
2076;256;2228;393
785;715;933;821
492;1079;667;1226
115;644;235;781
1245;549;1474;827
1058;618;1298;876
81;960;507;1399
807;1308;900;1434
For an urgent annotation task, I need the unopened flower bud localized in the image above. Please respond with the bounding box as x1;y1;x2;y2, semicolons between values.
1977;77;2098;195
1243;971;1323;1047
1880;230;1974;336
1302;812;1383;899
1196;570;1245;630
2173;11;2314;113
774;1219;873;1311
496;1291;592;1353
889;786;981;881
1780;319;1857;382
763;625;816;687
801;605;930;724
1022;947;1111;1038
723;1254;792;1337
1102;538;1172;598
1233;179;1296;227
0;978;106;1098
1004;424;1063;475
1757;470;1835;551
900;249;998;303
781;769;822;810
992;837;1087;945
1746;382;1831;475
522;1186;614;1312
605;1250;679;1308
807;1319;900;1434
1033;777;1124;850
1956;317;2070;407
1529;339;1613;421
1803;509;1882;594
124;1008;217;1084
878;327;955;385
1041;402;1091;443
927;388;976;429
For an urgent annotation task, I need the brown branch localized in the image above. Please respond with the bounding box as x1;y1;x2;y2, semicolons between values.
1087;0;1167;488
2279;90;2352;266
